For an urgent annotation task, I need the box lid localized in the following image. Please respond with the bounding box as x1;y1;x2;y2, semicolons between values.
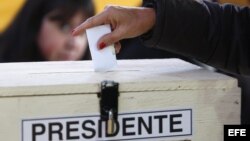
0;59;238;97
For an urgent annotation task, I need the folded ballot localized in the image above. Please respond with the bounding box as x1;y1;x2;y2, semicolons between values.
86;24;117;72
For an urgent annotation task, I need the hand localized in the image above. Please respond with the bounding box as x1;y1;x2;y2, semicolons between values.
72;5;156;53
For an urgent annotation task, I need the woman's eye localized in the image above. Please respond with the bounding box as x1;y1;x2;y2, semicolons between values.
60;23;71;33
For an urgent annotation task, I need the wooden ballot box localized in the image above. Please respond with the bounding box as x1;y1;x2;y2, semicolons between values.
0;59;240;141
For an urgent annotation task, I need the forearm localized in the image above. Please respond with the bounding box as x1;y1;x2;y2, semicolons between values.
142;0;250;75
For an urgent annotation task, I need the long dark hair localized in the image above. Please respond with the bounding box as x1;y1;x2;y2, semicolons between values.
0;0;94;62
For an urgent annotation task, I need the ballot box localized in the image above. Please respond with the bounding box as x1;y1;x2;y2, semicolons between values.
0;59;240;141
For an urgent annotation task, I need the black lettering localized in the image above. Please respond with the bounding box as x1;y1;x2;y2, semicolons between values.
98;120;104;138
32;123;45;141
66;121;80;140
154;115;168;133
138;116;152;135
48;122;63;141
123;117;136;136
82;120;96;139
170;114;183;132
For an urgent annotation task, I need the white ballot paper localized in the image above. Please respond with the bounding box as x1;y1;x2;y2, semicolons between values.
86;24;117;72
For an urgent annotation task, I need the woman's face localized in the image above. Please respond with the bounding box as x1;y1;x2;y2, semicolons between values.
37;11;87;61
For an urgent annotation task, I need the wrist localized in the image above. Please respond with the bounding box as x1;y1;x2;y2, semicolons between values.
144;7;156;31
136;7;156;35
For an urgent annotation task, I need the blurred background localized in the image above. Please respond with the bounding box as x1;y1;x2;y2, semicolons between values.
0;0;249;63
0;0;249;33
0;0;142;33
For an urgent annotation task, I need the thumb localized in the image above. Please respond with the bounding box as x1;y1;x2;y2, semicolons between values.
97;30;122;50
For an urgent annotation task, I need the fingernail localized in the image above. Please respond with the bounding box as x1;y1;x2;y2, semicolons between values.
99;42;106;50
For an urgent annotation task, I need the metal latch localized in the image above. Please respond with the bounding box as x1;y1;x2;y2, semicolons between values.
98;80;119;135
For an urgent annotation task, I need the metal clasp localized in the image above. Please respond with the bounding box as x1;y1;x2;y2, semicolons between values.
98;80;119;135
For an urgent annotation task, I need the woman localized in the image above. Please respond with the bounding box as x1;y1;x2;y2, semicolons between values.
0;0;94;62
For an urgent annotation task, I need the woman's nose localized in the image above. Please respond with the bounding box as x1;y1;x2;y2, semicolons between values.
65;35;76;50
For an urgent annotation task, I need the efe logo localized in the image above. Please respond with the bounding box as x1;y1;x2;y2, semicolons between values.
224;125;249;141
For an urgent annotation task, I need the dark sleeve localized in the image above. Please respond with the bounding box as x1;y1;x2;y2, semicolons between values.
142;0;250;76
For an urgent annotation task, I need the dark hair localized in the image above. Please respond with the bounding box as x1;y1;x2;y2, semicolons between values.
0;0;94;62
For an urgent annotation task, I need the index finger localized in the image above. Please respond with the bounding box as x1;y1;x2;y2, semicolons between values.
72;12;108;36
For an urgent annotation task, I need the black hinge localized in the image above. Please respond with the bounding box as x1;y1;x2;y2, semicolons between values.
98;80;119;135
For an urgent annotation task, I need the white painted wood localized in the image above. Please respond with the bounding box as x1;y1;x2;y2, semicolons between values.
0;59;238;97
0;59;240;141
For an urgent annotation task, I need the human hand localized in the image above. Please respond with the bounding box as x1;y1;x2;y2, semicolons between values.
72;5;156;53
